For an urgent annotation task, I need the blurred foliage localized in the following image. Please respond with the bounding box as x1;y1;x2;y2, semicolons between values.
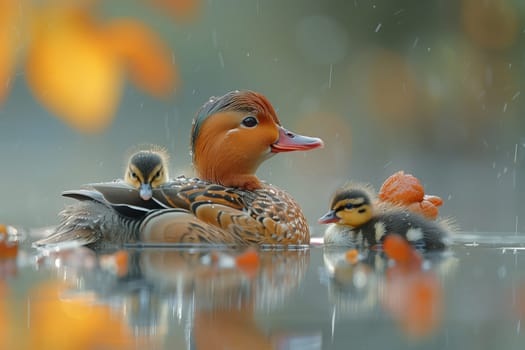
0;0;524;231
0;0;200;133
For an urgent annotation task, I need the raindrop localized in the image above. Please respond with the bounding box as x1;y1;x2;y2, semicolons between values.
331;307;336;340
512;91;520;100
393;9;405;15
218;51;225;68
375;23;382;32
328;64;333;88
412;37;419;48
503;103;508;113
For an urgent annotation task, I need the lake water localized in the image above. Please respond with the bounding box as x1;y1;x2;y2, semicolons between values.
2;228;525;349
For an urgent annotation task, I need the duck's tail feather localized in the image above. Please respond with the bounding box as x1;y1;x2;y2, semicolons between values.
33;200;141;248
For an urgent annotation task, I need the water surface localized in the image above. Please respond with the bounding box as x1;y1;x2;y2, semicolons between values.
2;230;525;349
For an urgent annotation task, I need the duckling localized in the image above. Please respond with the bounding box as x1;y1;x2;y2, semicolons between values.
124;147;169;201
319;184;450;250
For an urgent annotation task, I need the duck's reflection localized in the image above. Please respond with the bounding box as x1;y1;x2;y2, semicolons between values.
27;246;310;349
322;246;458;340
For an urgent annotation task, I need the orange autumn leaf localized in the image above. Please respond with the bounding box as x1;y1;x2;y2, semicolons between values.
379;171;425;205
0;0;17;105
26;10;122;133
379;171;443;219
383;234;423;269
106;19;178;98
345;249;359;264
406;200;439;220
148;0;202;21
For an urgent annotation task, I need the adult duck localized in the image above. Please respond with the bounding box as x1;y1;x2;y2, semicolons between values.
35;90;323;247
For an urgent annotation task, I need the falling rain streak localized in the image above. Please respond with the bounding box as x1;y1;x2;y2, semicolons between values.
412;36;419;48
328;64;333;88
218;51;225;68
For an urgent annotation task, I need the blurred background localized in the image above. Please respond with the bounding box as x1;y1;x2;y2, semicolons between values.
0;0;524;234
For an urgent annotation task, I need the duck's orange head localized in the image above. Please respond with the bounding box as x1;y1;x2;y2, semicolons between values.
191;90;323;190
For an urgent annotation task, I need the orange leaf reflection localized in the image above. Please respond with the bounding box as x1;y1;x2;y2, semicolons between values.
26;9;122;133
27;281;134;350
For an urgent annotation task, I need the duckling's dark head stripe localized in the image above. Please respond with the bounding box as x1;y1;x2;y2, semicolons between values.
130;152;163;180
191;90;280;156
330;188;371;210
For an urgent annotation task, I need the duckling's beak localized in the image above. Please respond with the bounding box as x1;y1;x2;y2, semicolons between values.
318;210;339;224
139;183;153;201
271;126;324;153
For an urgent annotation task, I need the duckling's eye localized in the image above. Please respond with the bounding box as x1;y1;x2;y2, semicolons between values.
155;170;161;178
130;171;137;179
344;203;354;210
241;116;258;128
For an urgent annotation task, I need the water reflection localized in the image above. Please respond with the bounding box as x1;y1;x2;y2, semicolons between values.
13;246;310;349
321;247;458;340
4;234;525;349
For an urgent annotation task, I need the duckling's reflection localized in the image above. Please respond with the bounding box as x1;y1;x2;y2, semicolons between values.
321;247;458;340
43;247;310;349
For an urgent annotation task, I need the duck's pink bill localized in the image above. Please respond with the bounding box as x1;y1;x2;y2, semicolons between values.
271;126;324;153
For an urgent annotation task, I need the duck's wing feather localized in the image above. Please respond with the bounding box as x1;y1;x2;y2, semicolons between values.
33;228;99;247
34;200;108;247
156;180;246;211
89;182;168;210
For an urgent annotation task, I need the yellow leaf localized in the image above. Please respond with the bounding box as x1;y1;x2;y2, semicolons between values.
26;10;122;133
106;19;178;98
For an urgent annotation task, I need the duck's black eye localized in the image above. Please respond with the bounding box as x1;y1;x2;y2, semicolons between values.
241;116;258;128
344;203;354;210
155;170;161;178
130;171;137;179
